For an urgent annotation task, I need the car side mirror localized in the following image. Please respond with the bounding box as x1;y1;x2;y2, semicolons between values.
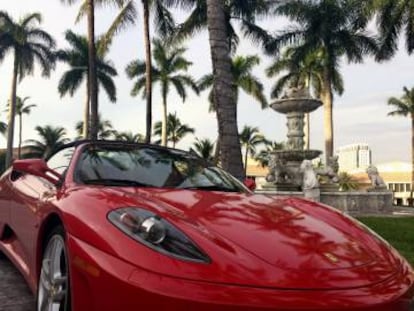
12;159;62;186
243;178;256;191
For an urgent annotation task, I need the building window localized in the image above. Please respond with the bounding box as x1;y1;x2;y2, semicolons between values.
406;183;412;192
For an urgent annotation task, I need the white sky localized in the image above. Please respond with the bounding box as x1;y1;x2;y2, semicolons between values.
0;1;412;164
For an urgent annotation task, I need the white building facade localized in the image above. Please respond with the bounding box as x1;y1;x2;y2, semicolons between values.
337;143;372;172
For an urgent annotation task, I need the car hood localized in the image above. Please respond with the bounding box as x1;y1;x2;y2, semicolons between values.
80;186;402;290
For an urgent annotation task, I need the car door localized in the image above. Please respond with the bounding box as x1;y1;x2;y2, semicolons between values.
9;173;53;279
9;147;75;279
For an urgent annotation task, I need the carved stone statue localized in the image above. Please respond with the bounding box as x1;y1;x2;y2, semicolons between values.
366;165;387;191
282;85;310;99
300;160;320;201
316;156;339;184
266;155;290;184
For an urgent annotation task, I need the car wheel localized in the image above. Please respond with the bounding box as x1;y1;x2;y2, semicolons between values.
37;226;71;311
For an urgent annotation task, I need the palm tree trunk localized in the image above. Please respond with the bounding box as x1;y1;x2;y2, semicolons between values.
87;0;99;141
161;93;168;146
244;147;248;177
18;113;22;159
142;0;152;144
206;0;244;180
321;69;334;163
5;56;19;168
83;79;90;138
213;136;220;165
411;114;414;206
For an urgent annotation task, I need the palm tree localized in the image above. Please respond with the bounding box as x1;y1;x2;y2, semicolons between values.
25;125;69;159
267;47;344;149
370;0;414;60
199;55;268;111
387;86;414;203
239;126;266;176
153;113;195;148
255;141;285;168
126;39;199;146
75;116;116;140
57;30;117;138
101;0;175;143
7;97;37;159
176;0;275;52
115;131;144;143
0;11;56;168
264;0;377;163
190;138;215;162
206;0;244;180
60;0;124;140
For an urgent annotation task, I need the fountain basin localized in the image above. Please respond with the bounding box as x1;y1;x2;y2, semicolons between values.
271;98;323;114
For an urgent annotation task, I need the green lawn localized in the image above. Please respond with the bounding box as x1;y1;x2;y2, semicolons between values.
357;217;414;267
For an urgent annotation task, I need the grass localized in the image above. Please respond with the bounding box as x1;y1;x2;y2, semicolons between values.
357;217;414;267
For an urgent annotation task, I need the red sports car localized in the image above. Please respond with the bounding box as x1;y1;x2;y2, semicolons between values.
0;140;413;311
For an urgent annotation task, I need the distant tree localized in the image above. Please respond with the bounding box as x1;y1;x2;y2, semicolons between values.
338;172;359;192
371;0;414;60
387;86;414;198
239;126;266;176
115;131;144;143
126;39;198;146
75;116;116;140
57;30;117;138
7;96;37;159
190;138;215;163
199;55;268;112
153;113;195;148
25;125;69;159
0;11;56;167
255;141;285;168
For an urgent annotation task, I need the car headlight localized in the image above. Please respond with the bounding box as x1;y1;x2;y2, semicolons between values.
108;207;210;263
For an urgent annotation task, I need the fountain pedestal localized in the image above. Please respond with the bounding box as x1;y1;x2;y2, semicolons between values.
265;92;323;191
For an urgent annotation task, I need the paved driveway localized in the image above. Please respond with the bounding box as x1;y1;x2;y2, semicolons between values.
0;252;34;311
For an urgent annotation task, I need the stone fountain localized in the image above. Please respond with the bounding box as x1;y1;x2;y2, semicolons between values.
260;86;394;215
264;86;323;191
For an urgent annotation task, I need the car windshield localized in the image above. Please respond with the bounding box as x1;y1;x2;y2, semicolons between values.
75;145;246;192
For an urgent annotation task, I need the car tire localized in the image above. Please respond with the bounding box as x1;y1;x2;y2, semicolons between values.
37;226;71;311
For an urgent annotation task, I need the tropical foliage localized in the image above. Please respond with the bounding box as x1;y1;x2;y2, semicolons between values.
190;138;215;163
0;11;56;167
239;125;266;176
387;86;414;193
7;96;37;159
57;30;118;138
102;0;176;143
264;0;377;162
199;55;268;111
126;38;198;146
75;116;116;140
25;125;69;159
153;113;195;148
176;0;275;52
255;141;285;168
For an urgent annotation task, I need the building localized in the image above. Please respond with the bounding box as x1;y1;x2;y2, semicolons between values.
337;143;372;172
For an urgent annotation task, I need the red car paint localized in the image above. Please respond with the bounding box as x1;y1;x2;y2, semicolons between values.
0;141;413;311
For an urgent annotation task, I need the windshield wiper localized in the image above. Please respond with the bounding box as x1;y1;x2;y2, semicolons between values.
82;179;153;187
178;185;240;192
